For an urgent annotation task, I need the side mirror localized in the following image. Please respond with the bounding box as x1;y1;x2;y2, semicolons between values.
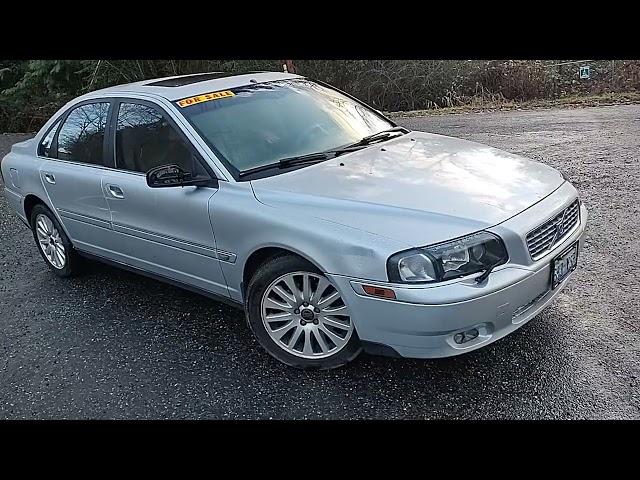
146;164;191;188
146;164;216;188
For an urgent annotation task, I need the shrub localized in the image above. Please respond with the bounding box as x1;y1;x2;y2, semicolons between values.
1;59;638;132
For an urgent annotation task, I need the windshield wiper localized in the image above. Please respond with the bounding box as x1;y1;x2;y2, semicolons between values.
238;151;334;178
360;126;410;143
237;127;409;178
278;151;334;167
333;126;409;154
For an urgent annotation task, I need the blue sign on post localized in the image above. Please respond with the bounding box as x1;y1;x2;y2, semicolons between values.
579;66;590;79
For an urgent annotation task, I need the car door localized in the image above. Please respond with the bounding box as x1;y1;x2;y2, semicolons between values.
39;101;113;253
99;99;229;298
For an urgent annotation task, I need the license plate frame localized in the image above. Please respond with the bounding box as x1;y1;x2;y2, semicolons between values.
551;241;579;289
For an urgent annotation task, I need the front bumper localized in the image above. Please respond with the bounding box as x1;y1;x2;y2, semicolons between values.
328;201;588;359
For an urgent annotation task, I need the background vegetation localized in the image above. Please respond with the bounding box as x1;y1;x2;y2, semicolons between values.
1;60;639;132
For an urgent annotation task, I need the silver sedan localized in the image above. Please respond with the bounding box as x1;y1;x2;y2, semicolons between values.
0;71;588;369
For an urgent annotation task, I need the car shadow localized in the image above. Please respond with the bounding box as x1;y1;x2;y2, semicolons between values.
60;258;578;419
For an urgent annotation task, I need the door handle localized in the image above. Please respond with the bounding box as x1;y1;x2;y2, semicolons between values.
43;172;56;184
107;184;124;199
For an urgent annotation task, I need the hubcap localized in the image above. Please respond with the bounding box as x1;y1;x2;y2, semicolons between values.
35;214;66;269
261;271;354;359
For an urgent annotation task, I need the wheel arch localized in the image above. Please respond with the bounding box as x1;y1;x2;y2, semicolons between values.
23;193;48;226
22;193;73;244
241;245;327;299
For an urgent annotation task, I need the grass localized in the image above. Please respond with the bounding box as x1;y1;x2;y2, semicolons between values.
387;91;640;117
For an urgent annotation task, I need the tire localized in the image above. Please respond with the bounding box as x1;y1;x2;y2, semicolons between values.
245;254;362;370
30;203;79;278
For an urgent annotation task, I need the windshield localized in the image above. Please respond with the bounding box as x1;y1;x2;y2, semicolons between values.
176;79;394;178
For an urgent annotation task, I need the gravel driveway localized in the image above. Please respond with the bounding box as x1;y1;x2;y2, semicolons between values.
1;105;638;419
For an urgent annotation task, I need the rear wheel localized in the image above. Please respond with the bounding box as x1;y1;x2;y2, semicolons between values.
30;203;78;277
245;254;362;370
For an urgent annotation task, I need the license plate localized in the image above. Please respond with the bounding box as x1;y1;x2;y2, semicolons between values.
551;241;579;289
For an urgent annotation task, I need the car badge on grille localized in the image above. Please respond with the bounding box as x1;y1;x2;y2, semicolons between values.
550;209;568;247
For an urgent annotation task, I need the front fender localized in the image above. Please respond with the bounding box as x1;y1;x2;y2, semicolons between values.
209;182;406;302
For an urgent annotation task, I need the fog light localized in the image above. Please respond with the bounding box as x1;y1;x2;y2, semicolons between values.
454;328;479;344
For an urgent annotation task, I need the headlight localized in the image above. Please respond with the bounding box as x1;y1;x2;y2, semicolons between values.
387;232;508;283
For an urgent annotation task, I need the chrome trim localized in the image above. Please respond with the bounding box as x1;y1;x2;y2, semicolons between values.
215;250;237;263
38;156;145;175
57;208;112;230
112;222;236;263
512;290;548;319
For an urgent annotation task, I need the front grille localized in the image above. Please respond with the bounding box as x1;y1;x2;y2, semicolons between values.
526;199;580;260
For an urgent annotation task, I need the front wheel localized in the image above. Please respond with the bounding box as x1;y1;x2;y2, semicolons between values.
245;254;362;370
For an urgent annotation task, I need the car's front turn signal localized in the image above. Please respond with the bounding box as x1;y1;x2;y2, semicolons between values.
362;285;397;299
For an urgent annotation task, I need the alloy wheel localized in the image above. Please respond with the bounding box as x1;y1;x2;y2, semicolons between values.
260;271;354;359
35;213;66;269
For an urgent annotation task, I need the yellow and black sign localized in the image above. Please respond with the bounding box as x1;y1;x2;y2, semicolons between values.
177;90;235;108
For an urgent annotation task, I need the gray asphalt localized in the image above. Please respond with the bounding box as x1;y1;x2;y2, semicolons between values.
1;105;639;419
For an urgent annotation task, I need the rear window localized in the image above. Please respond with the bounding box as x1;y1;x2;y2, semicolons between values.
56;102;110;165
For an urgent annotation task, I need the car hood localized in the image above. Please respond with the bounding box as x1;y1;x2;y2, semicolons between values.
251;131;564;247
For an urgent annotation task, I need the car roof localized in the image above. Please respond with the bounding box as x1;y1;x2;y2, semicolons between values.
80;71;303;102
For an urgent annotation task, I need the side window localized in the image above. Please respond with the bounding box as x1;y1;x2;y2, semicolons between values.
115;102;194;173
57;102;110;165
38;119;61;157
